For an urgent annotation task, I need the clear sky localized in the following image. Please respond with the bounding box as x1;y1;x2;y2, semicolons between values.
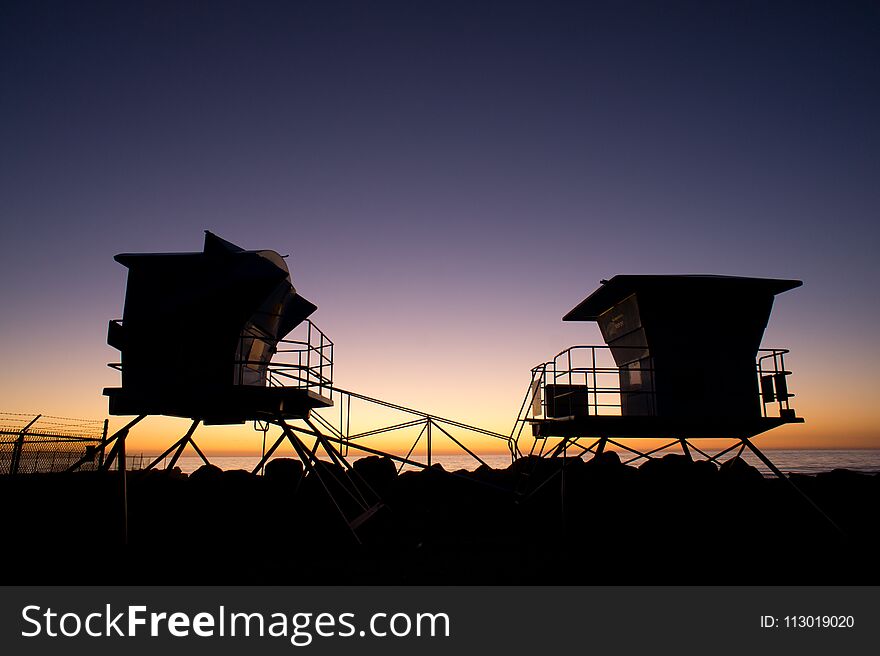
1;0;878;456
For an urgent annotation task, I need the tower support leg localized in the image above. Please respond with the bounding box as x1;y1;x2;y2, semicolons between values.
100;415;147;471
679;438;692;461
145;419;200;471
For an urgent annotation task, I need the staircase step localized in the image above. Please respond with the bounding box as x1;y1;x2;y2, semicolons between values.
350;503;384;531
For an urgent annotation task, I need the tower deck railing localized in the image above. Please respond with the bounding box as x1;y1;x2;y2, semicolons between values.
108;318;334;400
511;345;796;440
237;318;334;399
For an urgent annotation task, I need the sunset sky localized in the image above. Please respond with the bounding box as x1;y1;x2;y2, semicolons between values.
1;0;878;457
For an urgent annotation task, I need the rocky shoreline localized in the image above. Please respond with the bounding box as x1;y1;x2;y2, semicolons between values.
3;452;878;584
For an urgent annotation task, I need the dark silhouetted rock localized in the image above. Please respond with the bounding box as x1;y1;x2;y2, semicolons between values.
639;453;694;478
719;456;764;483
3;449;877;587
817;468;872;484
189;463;224;482
587;450;622;467
264;457;304;485
506;455;542;474
507;455;585;484
222;468;254;484
351;456;397;495
692;459;718;479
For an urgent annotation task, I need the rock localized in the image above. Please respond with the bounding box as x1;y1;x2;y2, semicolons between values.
264;458;304;485
222;468;255;484
818;468;871;483
586;450;622;468
718;456;764;483
351;456;397;495
507;454;584;482
189;463;224;482
167;466;186;479
692;459;718;479
506;455;542;474
639;453;694;478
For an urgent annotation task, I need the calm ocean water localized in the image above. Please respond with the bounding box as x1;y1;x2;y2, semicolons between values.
142;450;880;477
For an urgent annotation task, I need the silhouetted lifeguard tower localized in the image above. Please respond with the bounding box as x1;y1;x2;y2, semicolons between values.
96;232;509;541
104;231;333;427
98;232;364;512
513;275;804;476
97;232;376;537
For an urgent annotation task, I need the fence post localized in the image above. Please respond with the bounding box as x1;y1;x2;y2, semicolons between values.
99;419;108;469
10;414;41;476
120;431;128;546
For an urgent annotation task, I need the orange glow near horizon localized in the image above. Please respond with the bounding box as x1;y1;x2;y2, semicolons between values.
74;413;880;461
4;359;879;460
2;309;879;458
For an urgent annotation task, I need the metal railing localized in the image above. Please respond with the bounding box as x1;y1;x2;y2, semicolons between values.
309;387;514;471
511;345;797;444
756;349;794;418
236;318;334;398
521;345;656;422
108;317;334;399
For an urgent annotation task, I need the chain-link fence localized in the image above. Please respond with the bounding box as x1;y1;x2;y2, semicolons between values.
0;413;107;474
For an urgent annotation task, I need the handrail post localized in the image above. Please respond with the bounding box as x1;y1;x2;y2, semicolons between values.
591;346;598;415
320;330;326;392
306;320;312;379
567;348;572;388
426;418;432;467
330;343;335;398
779;350;788;414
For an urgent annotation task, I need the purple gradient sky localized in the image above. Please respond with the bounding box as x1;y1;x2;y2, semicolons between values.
1;1;878;451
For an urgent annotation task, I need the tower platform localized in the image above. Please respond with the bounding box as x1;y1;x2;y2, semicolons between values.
530;414;802;441
103;385;333;425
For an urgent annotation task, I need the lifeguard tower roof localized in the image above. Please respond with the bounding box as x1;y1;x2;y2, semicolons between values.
563;275;802;322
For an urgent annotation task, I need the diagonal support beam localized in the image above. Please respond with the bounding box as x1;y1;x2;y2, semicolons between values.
277;419;362;545
741;438;844;536
251;430;287;475
146;419;200;471
431;421;489;468
101;415;147;471
303;416;378;507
